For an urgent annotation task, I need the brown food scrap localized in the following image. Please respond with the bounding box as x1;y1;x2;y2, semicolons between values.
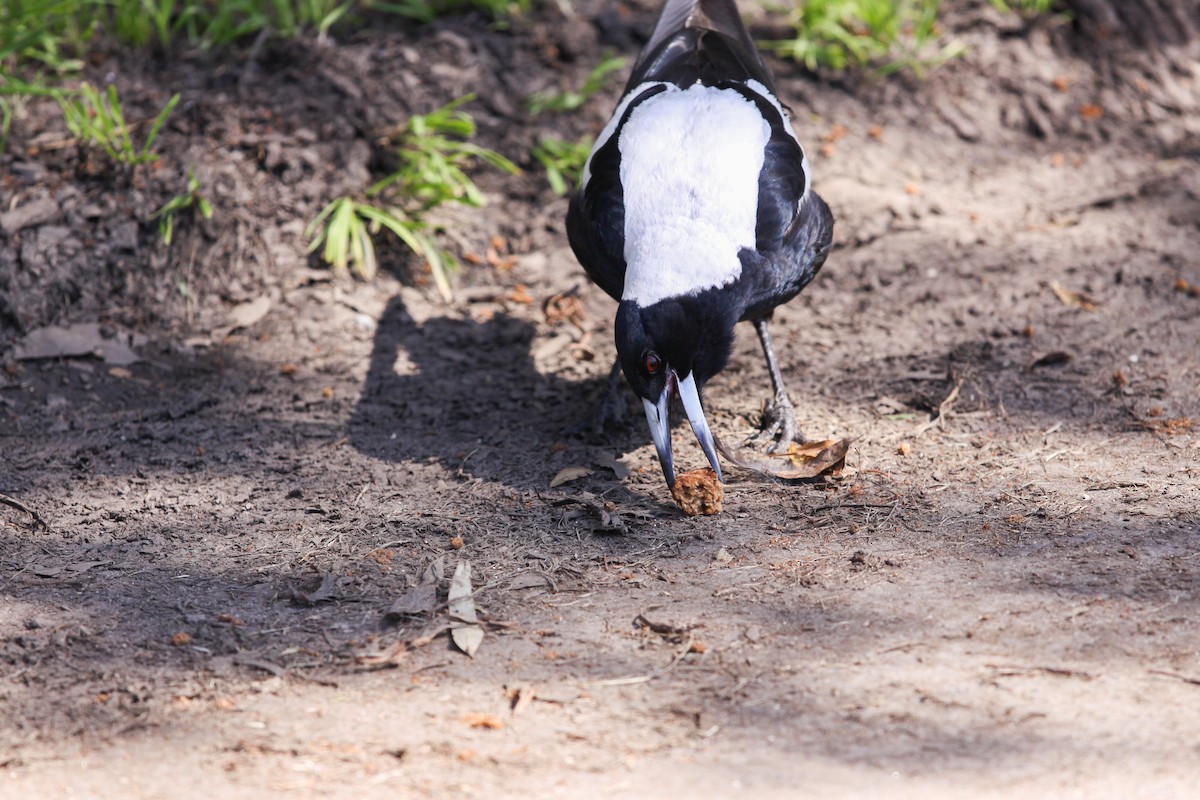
823;124;848;144
688;640;707;655
279;362;298;375
509;284;533;304
868;125;883;141
1081;103;1104;120
449;536;465;550
1174;278;1200;298
370;548;396;566
670;468;724;516
897;441;912;456
171;632;192;647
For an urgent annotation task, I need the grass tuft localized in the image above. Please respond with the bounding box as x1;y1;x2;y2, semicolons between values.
762;0;964;76
307;95;519;300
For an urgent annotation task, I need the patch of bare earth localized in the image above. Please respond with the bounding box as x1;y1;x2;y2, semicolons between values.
2;2;1199;797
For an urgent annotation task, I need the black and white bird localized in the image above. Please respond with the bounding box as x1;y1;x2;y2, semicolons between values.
567;0;834;489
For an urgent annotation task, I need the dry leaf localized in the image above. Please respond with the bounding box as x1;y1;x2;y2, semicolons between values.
549;466;591;488
12;322;140;365
384;583;437;619
449;561;484;658
543;292;586;327
227;296;272;330
1029;351;1073;369
462;713;504;730
723;438;852;481
1050;281;1099;312
354;641;409;668
786;440;849;473
292;572;339;606
509;685;535;716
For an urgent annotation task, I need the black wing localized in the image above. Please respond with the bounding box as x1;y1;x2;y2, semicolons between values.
567;82;668;302
739;191;834;322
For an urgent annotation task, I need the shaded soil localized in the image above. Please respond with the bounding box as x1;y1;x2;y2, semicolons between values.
2;2;1200;797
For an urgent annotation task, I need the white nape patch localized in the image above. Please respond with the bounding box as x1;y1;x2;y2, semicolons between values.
744;79;811;199
581;82;669;190
618;84;770;305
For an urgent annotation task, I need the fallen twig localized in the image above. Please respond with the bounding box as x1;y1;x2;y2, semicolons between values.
986;663;1095;680
0;494;49;531
915;375;965;435
1149;669;1200;687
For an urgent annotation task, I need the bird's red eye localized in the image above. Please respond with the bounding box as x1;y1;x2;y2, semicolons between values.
644;351;662;375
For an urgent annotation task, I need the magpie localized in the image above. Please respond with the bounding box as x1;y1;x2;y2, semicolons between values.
567;0;834;489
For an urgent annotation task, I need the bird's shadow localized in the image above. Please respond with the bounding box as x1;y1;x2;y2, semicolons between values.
350;294;643;492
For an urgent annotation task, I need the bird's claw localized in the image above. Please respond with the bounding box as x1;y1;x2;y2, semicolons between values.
564;385;626;439
747;395;805;454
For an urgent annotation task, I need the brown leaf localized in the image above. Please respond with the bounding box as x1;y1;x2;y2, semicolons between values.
384;583;437;619
549;466;591;488
1029;351;1073;369
354;640;409;668
449;561;484;657
462;713;504;730
1051;281;1099;311
724;438;852;481
509;685;535;716
291;572;339;606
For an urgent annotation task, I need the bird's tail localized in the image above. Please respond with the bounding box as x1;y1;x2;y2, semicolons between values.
630;0;773;90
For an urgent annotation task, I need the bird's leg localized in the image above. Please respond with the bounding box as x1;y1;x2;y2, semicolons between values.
748;318;805;453
566;357;626;437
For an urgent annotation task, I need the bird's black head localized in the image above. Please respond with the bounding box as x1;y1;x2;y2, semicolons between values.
615;297;737;488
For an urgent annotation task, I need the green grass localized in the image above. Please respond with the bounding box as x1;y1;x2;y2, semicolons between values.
307;95;519;300
990;0;1057;13
152;167;214;245
528;55;627;115
531;134;591;196
55;82;179;165
762;0;965;75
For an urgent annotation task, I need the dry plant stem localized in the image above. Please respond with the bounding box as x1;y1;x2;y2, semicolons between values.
915;374;966;435
0;494;49;530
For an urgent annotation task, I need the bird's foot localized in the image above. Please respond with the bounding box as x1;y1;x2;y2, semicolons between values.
564;383;627;439
747;395;806;454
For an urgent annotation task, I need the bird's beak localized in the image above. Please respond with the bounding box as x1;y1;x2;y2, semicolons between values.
641;370;723;489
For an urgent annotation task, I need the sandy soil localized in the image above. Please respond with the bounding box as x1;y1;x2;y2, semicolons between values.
2;2;1199;797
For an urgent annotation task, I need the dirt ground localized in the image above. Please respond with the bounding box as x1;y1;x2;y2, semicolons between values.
2;1;1200;797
